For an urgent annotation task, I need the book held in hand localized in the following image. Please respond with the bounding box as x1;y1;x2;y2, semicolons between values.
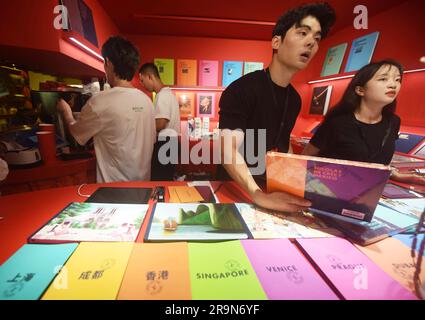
266;152;391;222
28;202;149;243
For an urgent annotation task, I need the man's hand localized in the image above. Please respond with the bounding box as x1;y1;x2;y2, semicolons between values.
252;189;312;213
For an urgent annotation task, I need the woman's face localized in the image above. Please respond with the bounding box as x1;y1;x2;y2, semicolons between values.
360;64;402;106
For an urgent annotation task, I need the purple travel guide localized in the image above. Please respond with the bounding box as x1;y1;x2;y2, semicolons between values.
267;152;391;222
241;239;338;300
296;237;418;300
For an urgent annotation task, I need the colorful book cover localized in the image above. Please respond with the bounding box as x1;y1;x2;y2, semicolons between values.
175;91;195;119
28;202;149;243
320;43;348;77
319;204;419;246
356;237;425;295
145;203;249;241
344;32;379;73
241;239;338;300
266;152;391;222
154;58;175;85
196;92;216;118
167;186;204;203
235;203;340;239
379;198;425;219
42;242;134;300
188;241;267;300
243;62;264;75
118;243;191;300
309;86;333;115
0;244;78;300
177;59;197;86
222;61;243;87
198;60;218;87
296;237;418;300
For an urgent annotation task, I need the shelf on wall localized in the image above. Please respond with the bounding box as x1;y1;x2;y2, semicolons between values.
170;86;225;92
308;67;425;84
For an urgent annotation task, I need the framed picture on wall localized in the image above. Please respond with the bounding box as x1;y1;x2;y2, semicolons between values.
309;85;333;115
196;92;216;118
175;91;195;119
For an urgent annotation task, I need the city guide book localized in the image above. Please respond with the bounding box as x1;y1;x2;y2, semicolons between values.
344;31;379;73
318;203;419;246
320;43;347;77
28;202;149;243
144;203;250;241
266;152;391;222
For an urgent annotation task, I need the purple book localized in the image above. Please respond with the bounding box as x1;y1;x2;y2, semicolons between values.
267;152;391;222
296;237;418;300
241;239;338;300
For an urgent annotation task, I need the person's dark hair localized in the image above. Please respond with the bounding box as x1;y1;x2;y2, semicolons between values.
325;60;404;120
272;2;336;39
139;63;160;79
101;36;140;81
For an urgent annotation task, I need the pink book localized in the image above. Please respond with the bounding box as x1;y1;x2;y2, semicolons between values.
241;239;338;300
199;60;219;87
296;238;418;300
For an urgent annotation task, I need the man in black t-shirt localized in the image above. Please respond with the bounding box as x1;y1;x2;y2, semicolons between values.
219;3;336;213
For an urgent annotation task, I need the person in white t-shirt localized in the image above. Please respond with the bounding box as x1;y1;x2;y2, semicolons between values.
57;36;156;183
139;63;181;181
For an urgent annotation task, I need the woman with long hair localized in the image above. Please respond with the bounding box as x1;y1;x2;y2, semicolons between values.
303;60;424;185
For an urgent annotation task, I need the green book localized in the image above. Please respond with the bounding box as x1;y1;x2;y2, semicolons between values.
243;62;264;75
154;58;175;85
320;43;347;77
188;241;267;300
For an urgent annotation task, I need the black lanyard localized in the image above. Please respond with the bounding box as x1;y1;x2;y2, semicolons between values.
264;68;291;151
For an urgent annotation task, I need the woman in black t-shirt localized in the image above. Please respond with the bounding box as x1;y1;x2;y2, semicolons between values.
303;60;424;185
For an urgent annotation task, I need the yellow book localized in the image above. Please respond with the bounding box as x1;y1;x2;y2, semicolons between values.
356;237;425;294
118;243;191;300
168;186;204;203
42;242;134;300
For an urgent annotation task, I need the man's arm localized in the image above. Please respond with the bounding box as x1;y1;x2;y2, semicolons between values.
56;98;101;146
57;98;76;129
155;118;169;133
221;129;311;213
302;142;320;156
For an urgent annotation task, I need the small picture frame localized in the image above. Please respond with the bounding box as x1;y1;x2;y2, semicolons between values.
175;91;195;120
196;92;216;118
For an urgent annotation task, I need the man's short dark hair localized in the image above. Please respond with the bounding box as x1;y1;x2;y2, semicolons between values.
272;2;336;39
139;63;161;79
101;36;140;81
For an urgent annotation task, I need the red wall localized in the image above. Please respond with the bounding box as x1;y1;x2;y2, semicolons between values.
0;0;119;77
294;0;425;130
0;0;60;52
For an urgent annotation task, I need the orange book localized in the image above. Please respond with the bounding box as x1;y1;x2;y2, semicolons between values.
177;59;197;86
356;237;425;295
117;243;191;300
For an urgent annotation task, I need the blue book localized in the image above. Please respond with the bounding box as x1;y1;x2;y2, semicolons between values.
394;233;425;256
0;243;78;300
344;32;379;72
222;61;243;87
395;133;425;154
